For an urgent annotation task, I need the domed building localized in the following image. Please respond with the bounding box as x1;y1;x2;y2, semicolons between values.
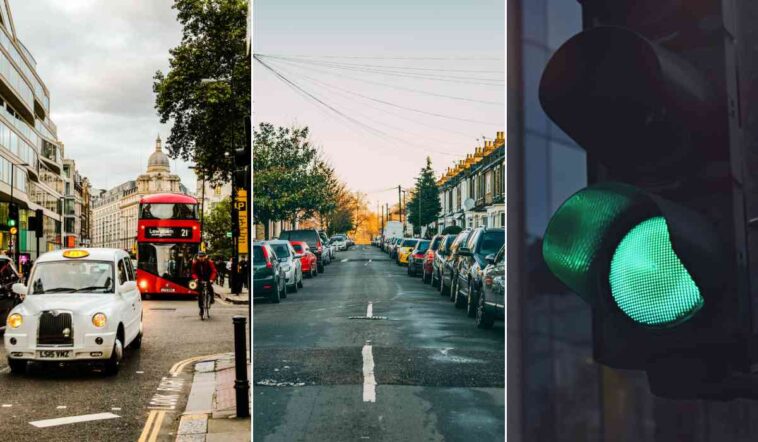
91;135;191;249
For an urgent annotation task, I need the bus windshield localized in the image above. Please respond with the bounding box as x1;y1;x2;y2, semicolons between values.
140;203;198;220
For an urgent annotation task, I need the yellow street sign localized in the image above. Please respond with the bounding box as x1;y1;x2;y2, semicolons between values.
236;189;248;254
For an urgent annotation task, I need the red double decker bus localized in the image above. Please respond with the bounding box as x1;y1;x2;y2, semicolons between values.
136;193;201;296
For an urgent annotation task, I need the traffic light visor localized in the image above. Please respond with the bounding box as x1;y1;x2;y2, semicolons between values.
609;216;703;326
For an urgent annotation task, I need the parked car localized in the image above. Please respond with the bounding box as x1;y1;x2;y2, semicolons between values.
432;235;456;290
407;240;430;276
389;237;403;259
267;240;303;294
440;229;474;300
279;229;325;273
318;231;334;265
0;255;21;335
453;227;505;314
421;235;444;284
331;234;348;251
290;241;318;278
4;248;143;375
253;242;286;303
476;245;504;329
396;238;418;265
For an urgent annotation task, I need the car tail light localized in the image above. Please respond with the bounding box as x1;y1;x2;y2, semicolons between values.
317;241;323;253
261;247;273;269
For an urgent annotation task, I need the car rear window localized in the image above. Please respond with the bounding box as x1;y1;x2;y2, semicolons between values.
292;244;303;253
402;239;418;247
430;236;442;251
416;241;430;253
478;231;504;257
280;230;318;244
270;244;291;259
253;246;265;264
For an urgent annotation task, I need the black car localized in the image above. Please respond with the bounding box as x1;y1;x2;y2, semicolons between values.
279;229;325;273
440;229;474;300
253;242;286;303
453;227;505;315
0;256;20;334
476;245;504;329
431;234;456;289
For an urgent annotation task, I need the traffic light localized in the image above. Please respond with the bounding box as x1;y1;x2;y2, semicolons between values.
8;203;18;228
538;3;758;399
234;147;250;189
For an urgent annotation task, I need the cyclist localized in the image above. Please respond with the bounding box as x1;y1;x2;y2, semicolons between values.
191;251;217;316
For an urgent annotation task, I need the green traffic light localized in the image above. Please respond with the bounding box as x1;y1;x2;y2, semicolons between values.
609;216;703;326
8;219;16;227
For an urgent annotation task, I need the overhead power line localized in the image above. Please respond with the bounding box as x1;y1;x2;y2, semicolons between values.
260;54;505;74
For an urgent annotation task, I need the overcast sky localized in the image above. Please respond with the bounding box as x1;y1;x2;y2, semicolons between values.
10;0;197;192
254;0;504;209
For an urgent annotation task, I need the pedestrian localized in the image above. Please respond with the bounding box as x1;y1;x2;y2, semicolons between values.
239;256;249;291
215;256;225;286
226;257;233;288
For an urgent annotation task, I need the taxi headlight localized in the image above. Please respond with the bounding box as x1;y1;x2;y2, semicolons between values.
92;313;107;328
7;313;22;328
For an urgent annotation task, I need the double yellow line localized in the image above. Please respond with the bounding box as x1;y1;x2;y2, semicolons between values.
138;409;166;442
137;353;233;441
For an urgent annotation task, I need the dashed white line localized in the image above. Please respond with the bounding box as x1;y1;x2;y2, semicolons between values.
362;342;376;403
56;405;67;409
0;366;9;374
341;259;348;263
111;407;121;411
29;412;120;428
2;404;12;408
366;302;373;319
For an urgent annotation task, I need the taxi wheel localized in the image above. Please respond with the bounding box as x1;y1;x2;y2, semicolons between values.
466;282;478;317
476;291;495;329
297;274;304;288
104;338;123;376
8;358;26;374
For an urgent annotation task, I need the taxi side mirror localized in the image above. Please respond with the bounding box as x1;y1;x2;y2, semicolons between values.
119;281;137;293
12;283;26;296
485;254;496;265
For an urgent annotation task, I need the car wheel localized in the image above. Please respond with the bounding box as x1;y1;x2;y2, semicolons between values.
449;277;458;302
288;282;297;293
318;262;324;273
280;280;287;299
423;268;431;284
7;358;26;375
270;285;280;303
297;273;304;288
466;282;478;317
104;338;124;376
454;279;466;309
476;291;495;329
432;270;439;288
440;274;448;296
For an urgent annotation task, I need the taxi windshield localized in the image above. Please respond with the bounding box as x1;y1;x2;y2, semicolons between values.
30;261;115;294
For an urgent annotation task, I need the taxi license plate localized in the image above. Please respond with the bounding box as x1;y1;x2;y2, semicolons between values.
38;350;71;359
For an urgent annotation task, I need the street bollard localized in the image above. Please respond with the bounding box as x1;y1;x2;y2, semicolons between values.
233;315;250;418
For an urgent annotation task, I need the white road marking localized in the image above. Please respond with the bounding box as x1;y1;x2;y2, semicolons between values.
2;404;12;408
341;259;348;263
29;412;120;428
0;366;9;374
56;405;67;409
366;302;373;318
111;407;121;411
136;371;144;374
362;342;377;403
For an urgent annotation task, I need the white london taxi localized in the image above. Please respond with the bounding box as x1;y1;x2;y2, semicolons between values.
4;248;143;375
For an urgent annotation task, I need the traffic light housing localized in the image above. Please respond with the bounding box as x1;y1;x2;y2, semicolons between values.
233;147;250;189
538;3;758;399
8;203;18;228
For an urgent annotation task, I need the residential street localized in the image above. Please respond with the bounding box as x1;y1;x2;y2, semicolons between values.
253;245;504;441
0;297;248;441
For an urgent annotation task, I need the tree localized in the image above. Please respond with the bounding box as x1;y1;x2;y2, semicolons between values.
253;122;332;238
204;197;233;258
441;225;462;235
153;0;250;184
407;157;443;235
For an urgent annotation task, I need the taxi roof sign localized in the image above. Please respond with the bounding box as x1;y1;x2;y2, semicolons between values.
63;250;90;259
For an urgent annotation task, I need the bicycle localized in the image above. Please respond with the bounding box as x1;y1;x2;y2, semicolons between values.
191;280;213;320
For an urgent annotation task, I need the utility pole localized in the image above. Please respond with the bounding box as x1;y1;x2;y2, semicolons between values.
397;185;402;224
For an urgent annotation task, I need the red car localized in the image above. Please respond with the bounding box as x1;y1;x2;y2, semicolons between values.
291;241;318;278
422;234;444;284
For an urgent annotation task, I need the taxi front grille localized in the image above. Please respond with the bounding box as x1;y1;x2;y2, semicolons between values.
37;311;73;346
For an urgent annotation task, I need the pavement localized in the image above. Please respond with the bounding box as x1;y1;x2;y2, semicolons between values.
0;296;249;441
174;354;251;442
253;245;504;441
213;283;250;305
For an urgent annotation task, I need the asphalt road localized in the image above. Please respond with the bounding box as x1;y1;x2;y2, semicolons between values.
253;245;505;442
0;295;249;441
